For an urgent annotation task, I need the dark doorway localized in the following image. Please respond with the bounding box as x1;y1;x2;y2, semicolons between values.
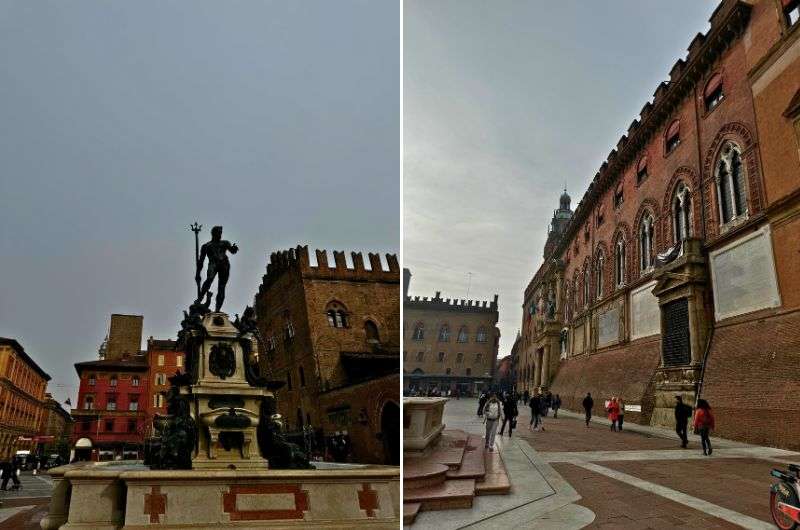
380;401;400;466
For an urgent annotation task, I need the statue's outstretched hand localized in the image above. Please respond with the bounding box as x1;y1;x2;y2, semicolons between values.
231;243;239;253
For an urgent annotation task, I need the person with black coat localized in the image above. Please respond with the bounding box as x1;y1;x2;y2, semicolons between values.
582;392;594;427
529;393;544;431
477;392;487;417
499;395;518;437
0;459;21;490
674;395;693;448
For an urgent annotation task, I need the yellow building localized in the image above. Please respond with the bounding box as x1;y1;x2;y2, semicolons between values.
0;338;51;459
403;270;500;396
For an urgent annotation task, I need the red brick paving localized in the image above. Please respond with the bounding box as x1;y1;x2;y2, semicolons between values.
602;458;774;523
516;414;680;453
552;462;742;529
0;501;48;530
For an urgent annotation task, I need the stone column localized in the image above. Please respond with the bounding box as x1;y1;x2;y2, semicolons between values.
533;349;542;389
540;346;550;388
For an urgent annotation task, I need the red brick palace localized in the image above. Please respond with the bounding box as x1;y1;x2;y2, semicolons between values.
520;0;800;449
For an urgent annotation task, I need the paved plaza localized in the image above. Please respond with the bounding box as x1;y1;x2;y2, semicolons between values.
0;471;53;530
409;398;800;529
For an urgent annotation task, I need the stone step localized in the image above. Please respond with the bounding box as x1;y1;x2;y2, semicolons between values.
446;434;486;480
475;450;511;495
404;460;449;489
427;429;468;470
403;502;421;525
403;478;476;511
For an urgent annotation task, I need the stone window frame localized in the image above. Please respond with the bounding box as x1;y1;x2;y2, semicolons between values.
637;208;656;274
476;327;488;343
714;140;749;231
412;322;425;341
437;324;450;342
325;300;350;329
672;181;693;243
364;319;380;344
702;71;725;115
456;326;469;343
664;119;681;156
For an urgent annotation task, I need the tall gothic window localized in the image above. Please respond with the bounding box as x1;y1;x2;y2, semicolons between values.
438;324;450;342
595;252;604;300
412;322;424;341
476;327;487;343
615;237;625;288
715;141;748;225
640;213;654;271
457;326;468;343
583;266;590;307
673;182;692;242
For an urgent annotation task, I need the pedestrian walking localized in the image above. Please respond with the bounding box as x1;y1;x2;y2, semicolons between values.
0;459;21;491
543;391;552;417
693;399;715;456
523;390;530;405
552;394;562;419
618;397;625;431
607;397;620;432
499;394;518;437
674;395;693;448
482;393;503;452
529;393;544;431
582;392;594;427
477;392;487;417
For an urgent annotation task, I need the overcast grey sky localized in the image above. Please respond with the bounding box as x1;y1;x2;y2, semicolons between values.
0;1;399;405
404;1;718;358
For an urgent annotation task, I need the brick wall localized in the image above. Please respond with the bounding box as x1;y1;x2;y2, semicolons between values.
106;314;143;360
700;309;800;450
549;336;661;425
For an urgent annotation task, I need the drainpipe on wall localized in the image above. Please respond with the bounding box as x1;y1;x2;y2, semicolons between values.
694;326;715;409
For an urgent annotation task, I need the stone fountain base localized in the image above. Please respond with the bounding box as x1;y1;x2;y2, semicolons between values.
41;461;400;529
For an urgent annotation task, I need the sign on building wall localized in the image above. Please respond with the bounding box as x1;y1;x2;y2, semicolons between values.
597;305;621;348
710;225;781;321
630;281;660;340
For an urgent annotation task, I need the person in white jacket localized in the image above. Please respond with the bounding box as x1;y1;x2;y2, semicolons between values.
482;393;504;452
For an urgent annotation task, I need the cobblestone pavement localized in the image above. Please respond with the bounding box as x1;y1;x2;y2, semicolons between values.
511;402;798;529
0;472;53;530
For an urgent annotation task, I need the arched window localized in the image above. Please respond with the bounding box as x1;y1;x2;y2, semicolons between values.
640;213;655;271
438;325;450;342
457;326;468;343
665;119;681;154
456;352;464;363
326;302;349;328
636;156;648;184
715;141;748;225
364;320;380;344
672;182;692;242
84;396;94;410
595;251;604;300
583;266;590;307
412;322;424;341
704;73;724;112
476;327;487;343
615;236;626;288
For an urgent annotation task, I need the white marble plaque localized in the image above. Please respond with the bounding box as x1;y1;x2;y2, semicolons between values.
597;306;620;347
710;225;781;321
631;281;660;340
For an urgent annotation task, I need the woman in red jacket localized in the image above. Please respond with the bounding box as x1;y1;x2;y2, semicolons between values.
607;397;620;432
693;399;715;455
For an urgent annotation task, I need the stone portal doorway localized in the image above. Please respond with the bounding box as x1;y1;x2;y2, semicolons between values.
381;401;400;465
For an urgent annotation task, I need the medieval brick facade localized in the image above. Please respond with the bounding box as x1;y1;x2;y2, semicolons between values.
403;270;500;397
254;246;400;465
521;0;800;449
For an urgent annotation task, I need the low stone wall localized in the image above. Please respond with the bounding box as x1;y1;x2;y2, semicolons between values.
700;309;800;451
43;461;400;529
549;336;661;424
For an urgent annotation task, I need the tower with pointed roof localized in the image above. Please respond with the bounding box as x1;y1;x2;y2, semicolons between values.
543;189;573;258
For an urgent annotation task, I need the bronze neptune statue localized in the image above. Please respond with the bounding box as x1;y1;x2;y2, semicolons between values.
195;225;238;312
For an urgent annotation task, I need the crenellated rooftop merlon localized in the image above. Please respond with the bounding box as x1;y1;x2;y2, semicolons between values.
258;245;399;293
404;291;499;314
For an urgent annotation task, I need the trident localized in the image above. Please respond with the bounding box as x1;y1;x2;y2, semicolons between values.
189;222;202;299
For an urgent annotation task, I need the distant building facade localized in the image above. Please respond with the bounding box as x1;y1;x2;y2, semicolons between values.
403;272;500;397
145;338;183;436
254;246;400;465
70;315;149;460
521;0;800;450
39;393;73;458
0;338;51;459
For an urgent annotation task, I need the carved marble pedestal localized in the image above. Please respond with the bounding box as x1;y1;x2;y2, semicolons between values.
186;312;270;469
